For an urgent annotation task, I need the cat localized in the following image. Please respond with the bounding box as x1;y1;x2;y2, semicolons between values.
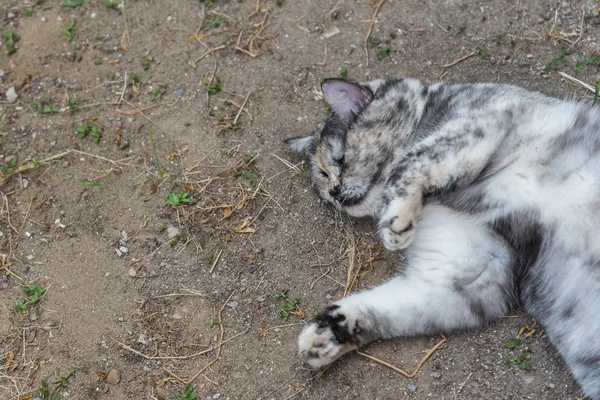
286;77;600;399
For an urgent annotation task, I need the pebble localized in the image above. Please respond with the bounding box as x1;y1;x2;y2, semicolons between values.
25;232;31;238
326;294;333;300
119;246;129;254
30;312;38;321
227;301;238;309
55;219;67;229
407;384;417;392
138;333;150;345
6;87;18;103
128;268;137;277
176;89;184;96
256;295;266;302
172;313;182;320
548;383;556;389
115;248;123;257
166;226;180;239
7;12;15;18
322;26;340;39
106;369;120;385
527;54;534;59
0;70;4;77
91;12;97;18
26;255;34;260
431;372;442;379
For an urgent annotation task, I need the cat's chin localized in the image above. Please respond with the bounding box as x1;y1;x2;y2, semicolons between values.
341;185;384;218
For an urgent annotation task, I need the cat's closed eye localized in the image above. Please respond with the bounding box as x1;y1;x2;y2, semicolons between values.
318;169;329;178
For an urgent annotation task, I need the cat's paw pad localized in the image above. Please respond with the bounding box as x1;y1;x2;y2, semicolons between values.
379;215;415;251
297;305;358;368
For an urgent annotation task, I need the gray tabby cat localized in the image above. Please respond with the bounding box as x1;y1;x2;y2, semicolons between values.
287;78;600;399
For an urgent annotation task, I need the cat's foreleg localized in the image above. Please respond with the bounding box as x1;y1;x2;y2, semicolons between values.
299;205;513;367
378;118;502;250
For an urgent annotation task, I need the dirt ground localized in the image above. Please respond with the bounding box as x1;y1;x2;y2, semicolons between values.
0;0;599;399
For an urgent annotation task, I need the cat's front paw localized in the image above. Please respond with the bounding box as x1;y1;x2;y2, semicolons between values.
378;196;421;251
298;304;358;368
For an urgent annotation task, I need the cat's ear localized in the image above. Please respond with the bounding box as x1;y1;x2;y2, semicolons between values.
285;134;315;154
321;79;373;120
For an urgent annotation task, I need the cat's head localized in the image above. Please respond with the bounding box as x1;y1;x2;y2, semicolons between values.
287;78;421;217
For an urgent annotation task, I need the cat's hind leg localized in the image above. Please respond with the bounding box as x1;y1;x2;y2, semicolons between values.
299;204;515;368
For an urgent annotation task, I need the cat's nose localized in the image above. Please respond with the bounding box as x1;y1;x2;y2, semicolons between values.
329;185;341;199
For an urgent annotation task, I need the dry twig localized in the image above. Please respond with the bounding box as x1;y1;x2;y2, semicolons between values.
363;0;386;67
357;335;447;378
192;45;226;68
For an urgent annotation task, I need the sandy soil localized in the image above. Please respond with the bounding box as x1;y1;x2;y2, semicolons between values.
0;0;598;399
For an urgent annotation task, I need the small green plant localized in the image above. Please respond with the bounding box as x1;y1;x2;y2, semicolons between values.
141;57;150;70
339;67;348;78
0;157;17;174
377;45;391;60
231;121;243;131
68;97;79;114
64;19;76;42
511;349;533;371
495;32;505;40
61;0;89;7
38;380;51;399
175;384;198;400
33;154;41;167
278;296;301;320
204;16;226;27
130;73;140;84
209;318;221;328
160;222;168;231
594;80;600;106
274;289;289;300
276;0;284;5
475;44;486;57
31;100;59;114
74;123;101;142
241;170;257;187
15;285;46;312
167;191;191;206
503;338;521;349
575;56;600;70
151;89;165;101
544;54;567;71
24;7;34;16
367;36;380;47
104;0;122;8
3;30;18;55
457;26;465;34
207;76;222;94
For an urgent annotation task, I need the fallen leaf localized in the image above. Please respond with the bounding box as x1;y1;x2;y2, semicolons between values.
199;217;211;224
223;206;232;218
4;351;14;371
232;219;256;233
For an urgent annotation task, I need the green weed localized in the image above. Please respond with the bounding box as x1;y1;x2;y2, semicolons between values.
104;0;122;8
205;16;226;27
207;76;222;94
339;67;348;78
576;56;600;70
64;19;76;42
167;191;191;206
61;0;89;7
141;57;150;70
175;384;198;400
241;170;257;187
74;123;101;142
3;30;18;55
377;45;391;60
0;157;17;174
503;339;521;349
24;7;34;16
31;100;58;114
15;285;46;312
151;89;165;101
68;97;79;114
544;54;567;71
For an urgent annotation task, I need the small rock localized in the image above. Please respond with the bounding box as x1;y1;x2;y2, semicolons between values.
118;317;124;322
25;232;31;238
22;179;29;189
6;87;18;104
128;268;137;277
106;369;120;385
227;301;238;309
29;312;38;321
63;161;70;167
119;246;129;254
212;394;221;399
7;12;15;18
527;54;534;59
407;384;417;392
91;12;97;18
431;372;441;379
326;294;333;300
143;366;152;373
138;333;150;345
166;226;180;239
256;295;266;302
322;26;340;39
115;248;123;257
548;383;556;389
0;70;5;77
175;89;184;96
172;313;182;320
